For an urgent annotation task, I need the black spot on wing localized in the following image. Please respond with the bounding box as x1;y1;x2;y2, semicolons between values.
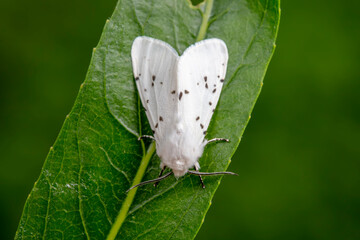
151;82;154;87
185;90;189;94
205;83;208;89
171;90;176;94
220;79;224;83
159;116;163;121
155;123;158;128
179;91;183;100
135;77;139;81
204;76;207;82
152;75;156;81
196;116;200;121
212;88;216;93
200;123;204;129
209;102;212;106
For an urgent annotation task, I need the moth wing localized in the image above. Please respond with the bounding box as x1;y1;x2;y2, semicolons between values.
131;36;179;139
177;39;228;144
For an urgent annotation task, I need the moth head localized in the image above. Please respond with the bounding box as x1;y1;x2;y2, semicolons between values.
158;153;189;177
171;160;188;177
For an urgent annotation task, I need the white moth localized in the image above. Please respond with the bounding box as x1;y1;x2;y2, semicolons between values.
129;36;236;190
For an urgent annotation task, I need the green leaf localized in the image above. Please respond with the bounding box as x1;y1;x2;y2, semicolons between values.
15;0;280;239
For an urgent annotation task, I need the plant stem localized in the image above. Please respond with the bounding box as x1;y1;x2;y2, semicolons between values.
106;142;156;240
196;0;214;41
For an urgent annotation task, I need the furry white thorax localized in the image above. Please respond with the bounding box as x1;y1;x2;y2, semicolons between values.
155;118;206;177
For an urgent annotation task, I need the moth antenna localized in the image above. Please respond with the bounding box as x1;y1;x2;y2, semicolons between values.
138;135;155;141
206;138;229;144
127;172;173;192
187;170;238;176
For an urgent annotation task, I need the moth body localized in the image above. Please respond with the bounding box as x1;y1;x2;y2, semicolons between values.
156;124;205;177
131;36;229;180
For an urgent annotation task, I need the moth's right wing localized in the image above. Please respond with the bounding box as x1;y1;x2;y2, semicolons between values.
177;39;228;145
131;36;179;139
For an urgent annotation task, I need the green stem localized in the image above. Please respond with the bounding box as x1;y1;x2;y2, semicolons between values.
196;0;214;41
106;142;156;240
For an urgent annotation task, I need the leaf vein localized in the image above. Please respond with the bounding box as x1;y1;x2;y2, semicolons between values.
224;0;269;89
100;146;131;183
128;180;179;215
131;0;144;34
42;125;68;240
168;188;200;239
96;193;113;225
77;96;91;239
172;0;180;53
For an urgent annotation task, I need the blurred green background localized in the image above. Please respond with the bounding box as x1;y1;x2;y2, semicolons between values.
0;0;359;239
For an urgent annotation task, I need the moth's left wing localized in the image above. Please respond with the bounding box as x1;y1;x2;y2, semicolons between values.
177;39;228;144
131;36;179;139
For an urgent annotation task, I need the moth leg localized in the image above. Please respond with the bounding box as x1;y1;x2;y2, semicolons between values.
195;164;205;189
138;135;155;141
154;165;167;187
206;138;229;144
